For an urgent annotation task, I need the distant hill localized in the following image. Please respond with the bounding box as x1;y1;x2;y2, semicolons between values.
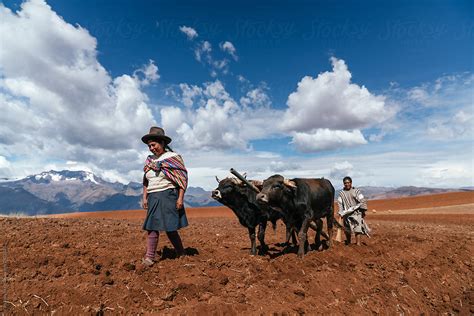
0;170;470;215
358;186;471;200
0;186;63;216
185;186;221;207
79;194;142;212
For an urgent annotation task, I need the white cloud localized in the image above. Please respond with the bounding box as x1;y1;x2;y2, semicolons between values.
194;41;212;62
189;38;235;77
240;87;271;108
237;75;248;83
211;59;229;73
407;87;430;105
182;147;474;190
417;161;474;188
0;0;156;180
329;161;354;180
160;106;185;133
254;152;281;159
133;59;159;85
160;79;281;151
0;155;13;178
268;160;300;173
220;41;238;61
292;129;367;152
279;57;393;153
392;73;474;142
179;25;198;40
407;74;472;108
178;83;203;107
426;109;473;140
203;80;231;100
281;57;392;132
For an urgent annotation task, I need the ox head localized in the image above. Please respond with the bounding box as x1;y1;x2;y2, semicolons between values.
212;177;238;202
212;176;263;202
256;174;296;207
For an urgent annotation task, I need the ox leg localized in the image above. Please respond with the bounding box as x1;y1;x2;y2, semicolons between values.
257;221;268;255
282;226;296;253
314;219;323;251
285;225;294;246
248;227;257;255
319;220;330;241
291;230;298;246
283;226;291;253
297;217;311;258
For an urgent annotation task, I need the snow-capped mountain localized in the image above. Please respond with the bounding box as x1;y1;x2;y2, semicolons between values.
26;170;102;184
0;170;218;215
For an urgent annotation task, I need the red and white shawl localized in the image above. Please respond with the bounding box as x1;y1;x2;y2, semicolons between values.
144;152;188;191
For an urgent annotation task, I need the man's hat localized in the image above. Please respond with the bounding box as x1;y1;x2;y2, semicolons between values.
141;127;172;145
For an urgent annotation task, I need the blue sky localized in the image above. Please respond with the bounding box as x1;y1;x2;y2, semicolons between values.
0;0;472;189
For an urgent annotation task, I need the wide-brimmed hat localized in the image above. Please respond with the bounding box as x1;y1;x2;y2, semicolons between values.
141;127;172;145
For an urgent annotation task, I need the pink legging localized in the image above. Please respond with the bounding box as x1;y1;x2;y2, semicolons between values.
145;231;159;259
145;230;184;260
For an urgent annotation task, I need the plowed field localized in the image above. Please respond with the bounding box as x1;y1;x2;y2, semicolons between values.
1;192;473;314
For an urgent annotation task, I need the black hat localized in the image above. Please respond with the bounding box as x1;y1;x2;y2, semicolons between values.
141;126;172;145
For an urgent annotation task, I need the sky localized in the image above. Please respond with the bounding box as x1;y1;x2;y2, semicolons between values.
0;0;473;190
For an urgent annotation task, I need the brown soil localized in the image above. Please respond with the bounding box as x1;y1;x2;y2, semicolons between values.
368;191;474;211
1;192;473;314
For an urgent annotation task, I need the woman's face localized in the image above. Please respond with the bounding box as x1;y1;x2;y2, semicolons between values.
147;140;165;156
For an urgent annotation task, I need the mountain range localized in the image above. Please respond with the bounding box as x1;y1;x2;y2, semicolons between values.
0;170;471;216
0;170;219;215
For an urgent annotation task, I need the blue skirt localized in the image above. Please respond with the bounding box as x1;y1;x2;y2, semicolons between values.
143;189;188;232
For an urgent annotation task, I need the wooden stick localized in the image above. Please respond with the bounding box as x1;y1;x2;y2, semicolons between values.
335;216;344;242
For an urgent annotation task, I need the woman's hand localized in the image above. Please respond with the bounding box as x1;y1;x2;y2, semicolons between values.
176;198;184;210
176;188;185;210
142;184;148;210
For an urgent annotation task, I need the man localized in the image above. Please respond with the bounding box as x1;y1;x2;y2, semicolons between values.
337;176;371;246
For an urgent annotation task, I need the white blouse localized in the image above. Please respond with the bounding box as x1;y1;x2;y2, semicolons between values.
145;169;176;193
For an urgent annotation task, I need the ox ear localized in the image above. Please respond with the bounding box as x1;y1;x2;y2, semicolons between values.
283;178;297;196
283;178;297;188
215;176;220;183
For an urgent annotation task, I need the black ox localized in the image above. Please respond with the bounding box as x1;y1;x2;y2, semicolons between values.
212;176;325;255
211;177;279;255
256;175;336;258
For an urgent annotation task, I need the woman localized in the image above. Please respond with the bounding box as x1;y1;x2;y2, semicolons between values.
141;127;188;266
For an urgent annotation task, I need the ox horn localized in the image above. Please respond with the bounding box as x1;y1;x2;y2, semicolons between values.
215;176;221;183
283;178;297;188
231;177;242;184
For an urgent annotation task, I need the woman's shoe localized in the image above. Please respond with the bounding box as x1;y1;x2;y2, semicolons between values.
142;257;155;267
